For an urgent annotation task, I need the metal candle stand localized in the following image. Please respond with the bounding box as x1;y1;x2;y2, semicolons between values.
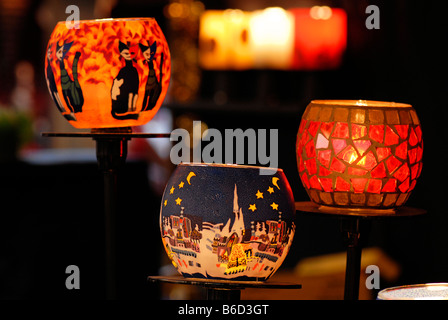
295;201;426;300
43;128;171;299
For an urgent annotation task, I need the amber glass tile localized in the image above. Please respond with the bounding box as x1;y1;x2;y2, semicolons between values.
319;191;333;205
348;167;368;176
306;106;320;120
385;126;399;146
399;110;412;124
381;179;397;192
368;109;384;124
351;124;367;139
332;139;347;155
332;122;349;138
410;110;420;124
395;141;408;160
309;190;320;203
318;149;332;168
376;147;391;162
370;162;387;178
395;124;409;140
320;122;335;139
334;192;349;204
385;110;400;124
335;177;351;192
351;109;365;123
369;125;384;144
309;175;322;190
351;178;368;193
396;193;409;206
366;179;382;194
305;139;316;158
386;156;402;174
319;177;333;192
330;157;346;173
383;193;398;206
357;152;377;170
367;194;383;206
319;107;333;121
393;163;410;182
305;158;317;175
334;108;349;122
350;193;366;205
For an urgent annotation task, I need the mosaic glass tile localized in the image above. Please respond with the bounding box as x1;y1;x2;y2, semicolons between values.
366;179;382;194
316;133;329;149
335;177;351;192
339;145;359;164
318;149;332;168
353;140;371;155
369;125;384;144
393;163;410;182
395;124;409;140
332;139;347;155
381;179;397;192
330;157;346;173
395;141;408;160
385;126;399;146
320;122;335;139
371;162;387;178
356;151;377;170
351;124;367;139
351;178;368;193
332;122;349;138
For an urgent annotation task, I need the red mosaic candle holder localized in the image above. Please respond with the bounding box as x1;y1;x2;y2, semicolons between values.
296;100;423;212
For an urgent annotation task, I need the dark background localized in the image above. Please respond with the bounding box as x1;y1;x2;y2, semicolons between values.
0;0;447;299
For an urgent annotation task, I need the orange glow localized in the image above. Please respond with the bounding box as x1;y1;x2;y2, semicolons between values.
290;8;347;70
45;18;171;128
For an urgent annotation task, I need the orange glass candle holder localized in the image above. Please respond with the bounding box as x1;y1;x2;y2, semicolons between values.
45;18;171;129
296;100;423;212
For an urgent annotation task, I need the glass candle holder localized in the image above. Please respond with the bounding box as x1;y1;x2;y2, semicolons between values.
45;18;171;129
296;100;423;212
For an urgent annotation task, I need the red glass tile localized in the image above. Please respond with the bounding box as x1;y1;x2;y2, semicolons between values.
301;173;310;189
409;180;417;191
376;147;391;162
339;145;358;164
386;155;401;174
416;146;423;162
408;148;417;164
395;141;408;160
353;140;371;155
335;177;351;192
350;178;368;193
348;167;368;176
356;151;377;171
395;125;409;140
308;121;320;137
417;162;423;178
320;122;334;139
381;179;397;192
385;126;399;146
415;125;423;142
298;157;305;173
411;163;419;180
318;150;332;168
332;122;349;138
332;139;347;155
393;163;410;182
371;162;387;178
351;124;367;139
298;131;310;151
398;178;410;193
309;175;322;190
409;127;418;146
298;119;307;134
305;139;316;158
319;166;332;177
369;125;384;144
330;157;346;173
366;179;382;194
319;177;333;192
305;158;317;175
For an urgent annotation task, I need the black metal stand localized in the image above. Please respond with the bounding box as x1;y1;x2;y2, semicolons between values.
42;128;170;299
296;201;426;300
148;275;302;300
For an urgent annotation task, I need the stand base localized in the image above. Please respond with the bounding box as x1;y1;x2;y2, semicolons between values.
148;275;302;300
